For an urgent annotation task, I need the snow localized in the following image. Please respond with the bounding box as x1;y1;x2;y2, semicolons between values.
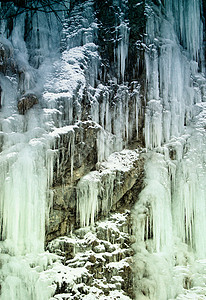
100;149;139;172
46;211;132;299
106;259;130;270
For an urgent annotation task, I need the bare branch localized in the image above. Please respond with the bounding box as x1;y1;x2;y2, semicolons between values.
0;0;70;22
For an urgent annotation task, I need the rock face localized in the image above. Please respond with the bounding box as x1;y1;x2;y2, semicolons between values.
47;137;144;241
17;93;39;114
0;85;2;108
44;120;145;299
0;40;16;75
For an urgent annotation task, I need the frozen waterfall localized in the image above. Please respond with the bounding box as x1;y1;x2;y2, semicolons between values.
133;0;206;299
0;8;61;300
0;0;205;299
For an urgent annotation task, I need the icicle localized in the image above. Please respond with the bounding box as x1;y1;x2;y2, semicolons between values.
135;94;139;139
145;0;204;144
77;173;100;227
100;171;116;215
70;130;75;180
97;129;114;163
145;100;163;149
115;22;130;82
0;145;47;255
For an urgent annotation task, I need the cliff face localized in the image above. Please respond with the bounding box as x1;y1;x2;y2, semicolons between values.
0;1;206;299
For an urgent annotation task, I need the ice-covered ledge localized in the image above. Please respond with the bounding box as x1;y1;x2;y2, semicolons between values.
47;148;144;241
76;149;144;227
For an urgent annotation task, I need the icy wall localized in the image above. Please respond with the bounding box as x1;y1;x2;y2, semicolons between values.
133;0;206;299
0;0;205;299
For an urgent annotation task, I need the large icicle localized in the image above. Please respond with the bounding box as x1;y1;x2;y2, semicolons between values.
0;146;47;255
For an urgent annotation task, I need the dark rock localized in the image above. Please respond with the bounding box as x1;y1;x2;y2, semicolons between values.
17;93;38;114
0;41;17;75
88;255;96;263
0;85;2;108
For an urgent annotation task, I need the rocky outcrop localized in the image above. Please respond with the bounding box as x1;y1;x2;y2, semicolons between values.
0;40;16;75
51;121;101;187
47;145;144;242
17;93;39;114
47;211;135;299
0;85;2;108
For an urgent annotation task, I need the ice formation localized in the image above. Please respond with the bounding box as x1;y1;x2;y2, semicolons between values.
0;0;205;299
132;0;206;299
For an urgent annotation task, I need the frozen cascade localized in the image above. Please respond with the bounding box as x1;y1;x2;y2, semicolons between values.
0;145;47;255
144;0;204;148
133;103;206;299
133;152;173;253
0;6;63;300
145;100;163;149
132;0;206;299
0;110;58;299
0;0;205;299
172;108;206;259
77;173;100;227
163;0;204;65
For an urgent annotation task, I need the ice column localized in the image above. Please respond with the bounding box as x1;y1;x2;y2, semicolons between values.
145;100;163;149
115;22;130;82
0;145;46;256
172;130;206;258
133;153;173;252
77;173;100;227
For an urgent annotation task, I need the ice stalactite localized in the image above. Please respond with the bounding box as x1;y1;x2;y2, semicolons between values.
0;111;58;300
115;22;130;82
0;147;46;255
145;100;163;149
95;84;140;161
132;154;175;300
132;126;206;299
133;152;173;253
144;0;204;149
76;167;116;228
49;125;76;184
96;129;115;163
77;173;100;227
163;0;204;66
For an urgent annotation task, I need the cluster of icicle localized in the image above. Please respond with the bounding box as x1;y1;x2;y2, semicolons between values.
0;6;62;300
144;0;205;149
132;0;206;299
